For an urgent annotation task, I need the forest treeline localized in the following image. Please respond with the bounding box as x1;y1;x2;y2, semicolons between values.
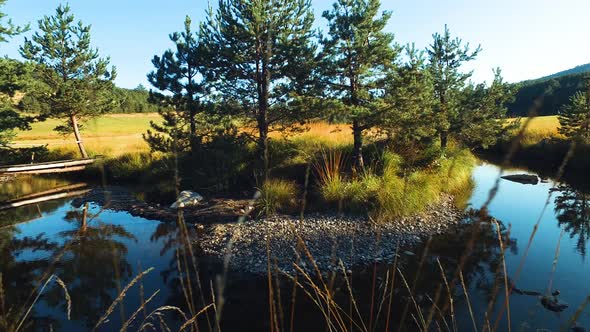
508;66;590;117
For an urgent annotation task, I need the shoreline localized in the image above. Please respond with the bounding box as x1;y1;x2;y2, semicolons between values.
70;186;465;275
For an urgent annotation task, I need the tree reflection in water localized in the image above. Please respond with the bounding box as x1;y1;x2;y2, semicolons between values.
554;184;590;258
388;211;517;330
0;225;58;330
150;217;214;330
42;205;136;328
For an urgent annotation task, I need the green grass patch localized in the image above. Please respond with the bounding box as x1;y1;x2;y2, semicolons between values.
314;146;476;219
257;178;299;216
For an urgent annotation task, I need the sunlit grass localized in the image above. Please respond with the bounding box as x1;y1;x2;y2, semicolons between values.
13;113;160;156
507;115;563;145
13;115;356;158
376;148;475;219
285;121;353;146
257;178;299;215
16;113;161;140
313;145;476;219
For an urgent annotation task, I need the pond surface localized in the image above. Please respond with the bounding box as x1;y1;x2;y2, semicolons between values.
1;163;589;331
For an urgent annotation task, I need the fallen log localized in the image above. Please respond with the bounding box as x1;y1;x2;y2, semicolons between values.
14;166;89;175
0;158;95;175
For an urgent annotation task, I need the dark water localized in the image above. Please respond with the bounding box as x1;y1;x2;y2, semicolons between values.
1;163;589;331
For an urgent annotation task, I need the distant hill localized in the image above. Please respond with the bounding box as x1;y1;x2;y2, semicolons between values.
508;64;590;117
531;63;590;83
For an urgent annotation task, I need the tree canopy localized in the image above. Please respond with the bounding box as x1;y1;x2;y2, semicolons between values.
559;79;590;143
0;0;524;175
20;4;117;158
427;25;480;150
0;0;30;148
146;16;210;153
201;0;318;179
321;0;399;170
382;45;435;151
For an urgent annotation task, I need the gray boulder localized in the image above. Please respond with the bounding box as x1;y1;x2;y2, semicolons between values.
171;191;204;209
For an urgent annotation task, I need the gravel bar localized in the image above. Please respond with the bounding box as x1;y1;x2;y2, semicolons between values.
199;194;464;275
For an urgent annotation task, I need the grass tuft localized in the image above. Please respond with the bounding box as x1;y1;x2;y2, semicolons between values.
257;178;299;216
314;146;476;219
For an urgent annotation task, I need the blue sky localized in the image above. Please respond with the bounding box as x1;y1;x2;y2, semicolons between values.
1;0;589;89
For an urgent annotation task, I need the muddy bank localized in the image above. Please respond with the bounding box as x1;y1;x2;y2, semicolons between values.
199;194;465;275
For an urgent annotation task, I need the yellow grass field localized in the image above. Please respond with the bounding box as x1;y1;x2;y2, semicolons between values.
11;113;561;157
510;115;562;145
12;114;355;157
14;113;162;156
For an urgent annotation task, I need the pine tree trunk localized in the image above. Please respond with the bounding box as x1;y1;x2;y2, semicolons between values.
70;114;88;159
440;131;448;150
439;93;448;151
257;84;269;182
350;74;364;174
257;123;269;182
187;79;197;151
352;120;364;174
189;108;197;151
256;67;270;182
256;36;271;183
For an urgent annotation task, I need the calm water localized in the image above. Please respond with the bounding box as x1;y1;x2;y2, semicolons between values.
1;163;589;331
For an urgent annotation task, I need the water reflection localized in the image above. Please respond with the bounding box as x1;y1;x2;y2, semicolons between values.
0;225;58;330
0;202;139;330
554;184;590;257
45;205;136;327
0;200;64;227
150;219;215;330
0;176;72;202
394;213;517;330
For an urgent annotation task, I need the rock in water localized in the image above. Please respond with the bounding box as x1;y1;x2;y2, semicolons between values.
540;296;568;312
501;174;539;185
171;191;204;209
572;324;587;332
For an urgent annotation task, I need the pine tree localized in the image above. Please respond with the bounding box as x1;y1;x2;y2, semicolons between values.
321;0;399;171
383;45;436;150
0;0;28;42
0;59;33;147
145;16;209;153
456;69;516;149
201;0;317;180
559;78;590;143
427;25;480;150
0;0;30;148
20;4;116;158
